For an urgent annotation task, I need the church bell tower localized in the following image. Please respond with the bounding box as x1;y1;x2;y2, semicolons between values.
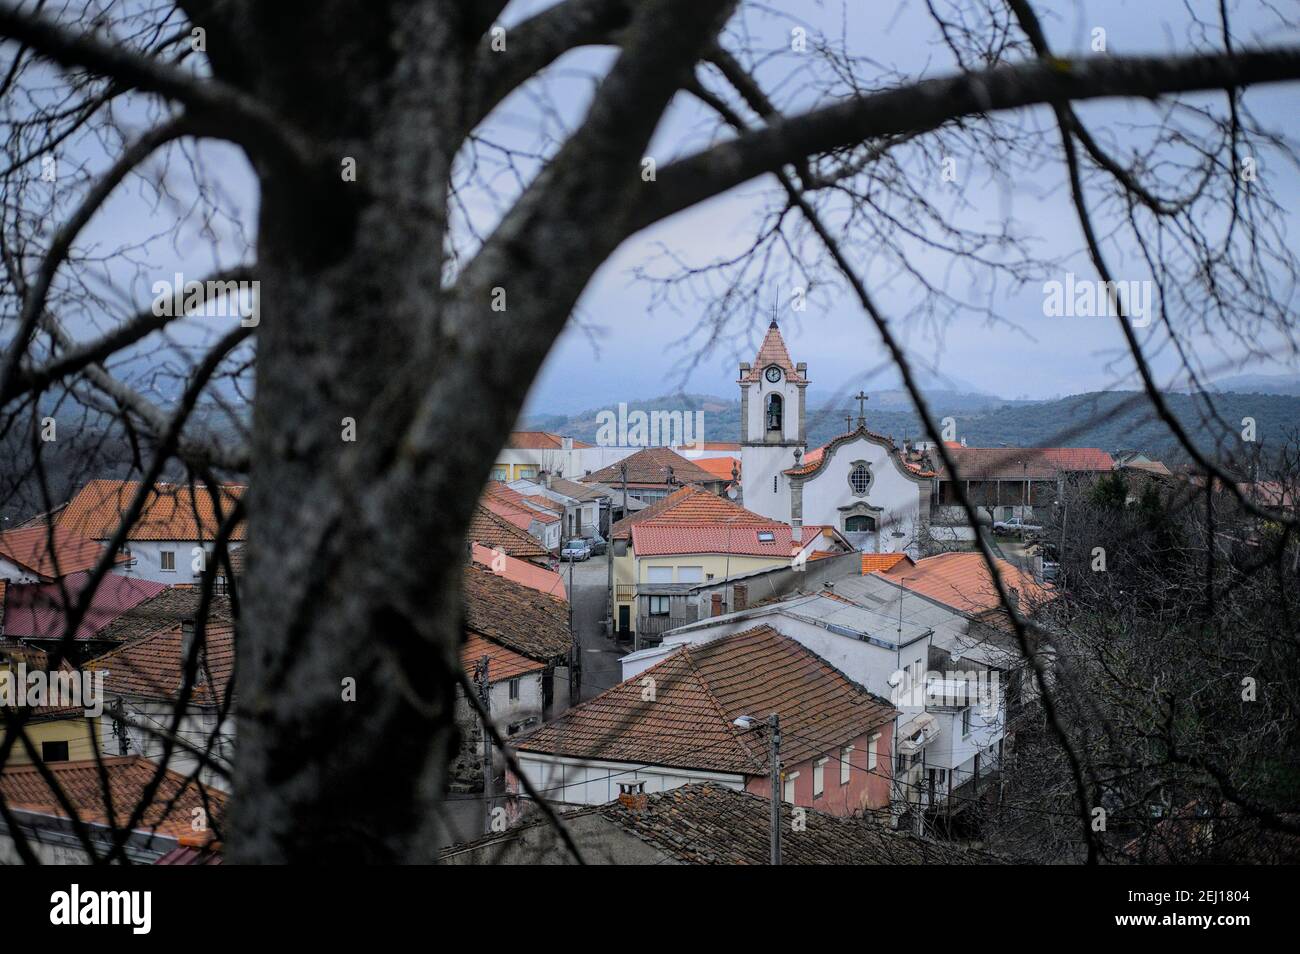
738;319;807;521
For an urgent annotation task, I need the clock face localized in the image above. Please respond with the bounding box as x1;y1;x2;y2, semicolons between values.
764;365;782;383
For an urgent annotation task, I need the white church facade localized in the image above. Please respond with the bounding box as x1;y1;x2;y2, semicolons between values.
739;321;930;555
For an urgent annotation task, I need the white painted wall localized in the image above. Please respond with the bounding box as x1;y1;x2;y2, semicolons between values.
796;434;925;554
514;752;745;806
111;540;244;584
101;699;234;792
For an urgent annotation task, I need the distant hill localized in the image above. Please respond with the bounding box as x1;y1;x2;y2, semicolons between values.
522;388;1300;464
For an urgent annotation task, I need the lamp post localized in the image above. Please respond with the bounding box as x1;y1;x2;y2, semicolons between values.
735;713;781;864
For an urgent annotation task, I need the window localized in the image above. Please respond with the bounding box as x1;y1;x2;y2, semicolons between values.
844;514;876;532
508;678;520;701
772;475;778;494
782;771;799;803
840;746;853;785
677;566;704;583
813;758;827;798
160;550;176;571
42;740;69;762
490;465;509;481
961;707;972;737
646;566;673;584
849;462;871;496
647;595;670;616
765;393;783;432
867;733;879;771
756;530;775;543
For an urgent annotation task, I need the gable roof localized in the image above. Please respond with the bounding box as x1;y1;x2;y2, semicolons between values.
2;572;166;641
88;619;235;706
506;431;592;449
582;447;721;488
544;477;608;502
597;783;993;864
57;479;245;541
461;632;547;684
861;552;913;574
470;543;566;600
0;755;226;840
462;565;571;662
608;486;773;541
515;625;894;774
91;586;233;645
482;482;560;525
442;781;1000;865
630;523;832;558
742;321;806;383
935;446;1114;480
883;551;1053;615
466;505;552;561
0;525;123;580
783;424;924;482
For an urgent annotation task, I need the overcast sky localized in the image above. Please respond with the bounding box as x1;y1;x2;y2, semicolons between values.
43;1;1300;419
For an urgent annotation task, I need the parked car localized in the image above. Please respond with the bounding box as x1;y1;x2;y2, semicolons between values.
561;538;591;562
994;516;1044;537
584;534;607;556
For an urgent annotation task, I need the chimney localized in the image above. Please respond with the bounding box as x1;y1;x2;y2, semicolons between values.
180;617;195;657
617;780;648;811
733;584;748;611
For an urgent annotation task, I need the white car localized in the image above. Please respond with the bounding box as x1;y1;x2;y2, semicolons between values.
994;516;1043;537
561;539;591;562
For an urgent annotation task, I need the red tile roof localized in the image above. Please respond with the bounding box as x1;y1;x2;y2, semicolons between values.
462;565;572;662
87;619;235;706
57;479;245;541
506;432;592;449
2;572;166;641
742;321;806;383
0;756;226;840
609;486;773;541
692;456;740;482
935;446;1114;480
861;553;913;574
461;632;547;683
471;543;566;600
883;551;1053;614
516;626;894;774
467;505;551;561
583;447;722;488
482;482;560;525
0;525;123;580
631;523;829;558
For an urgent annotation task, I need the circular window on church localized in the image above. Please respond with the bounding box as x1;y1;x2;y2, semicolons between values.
848;462;871;497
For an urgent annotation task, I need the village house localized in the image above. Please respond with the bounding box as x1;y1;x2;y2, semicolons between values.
491;431;594;483
481;482;563;552
0;756;225;864
930;446;1114;537
605;485;853;642
51;479;245;584
452;565;574;791
441;781;998;865
738;321;933;555
621;551;1049;824
0;571;166;664
582;445;728;503
507;475;605;543
510;626;896;817
0;524;124;583
466;504;554;565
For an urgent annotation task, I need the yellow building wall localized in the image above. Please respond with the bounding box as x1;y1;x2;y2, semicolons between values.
618;551;792;634
3;715;103;764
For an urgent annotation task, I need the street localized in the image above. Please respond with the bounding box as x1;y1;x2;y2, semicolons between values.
561;553;629;701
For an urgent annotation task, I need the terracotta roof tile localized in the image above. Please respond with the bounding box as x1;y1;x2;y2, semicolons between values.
741;321;806;383
0;526;123;580
861;553;913;574
609;486;773;541
88;619;235;706
0;756;226;840
692;456;740;482
583;447;721;488
515;626;894;774
935;446;1114;480
470;543;566;600
630;523;828;558
462;565;571;662
461;632;547;684
884;551;1054;614
506;432;592;449
57;479;245;541
466;505;551;561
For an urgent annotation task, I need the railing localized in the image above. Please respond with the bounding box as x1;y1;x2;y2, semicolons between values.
615;584;635;600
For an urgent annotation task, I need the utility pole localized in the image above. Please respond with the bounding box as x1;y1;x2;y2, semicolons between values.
768;712;781;865
475;655;492;834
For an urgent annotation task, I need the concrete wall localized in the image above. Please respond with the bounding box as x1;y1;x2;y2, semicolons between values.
512;752;745;806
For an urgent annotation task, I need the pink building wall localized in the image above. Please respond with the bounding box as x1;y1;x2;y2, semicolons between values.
744;722;893;817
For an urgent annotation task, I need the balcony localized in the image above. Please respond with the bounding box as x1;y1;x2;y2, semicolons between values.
636;615;691;640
